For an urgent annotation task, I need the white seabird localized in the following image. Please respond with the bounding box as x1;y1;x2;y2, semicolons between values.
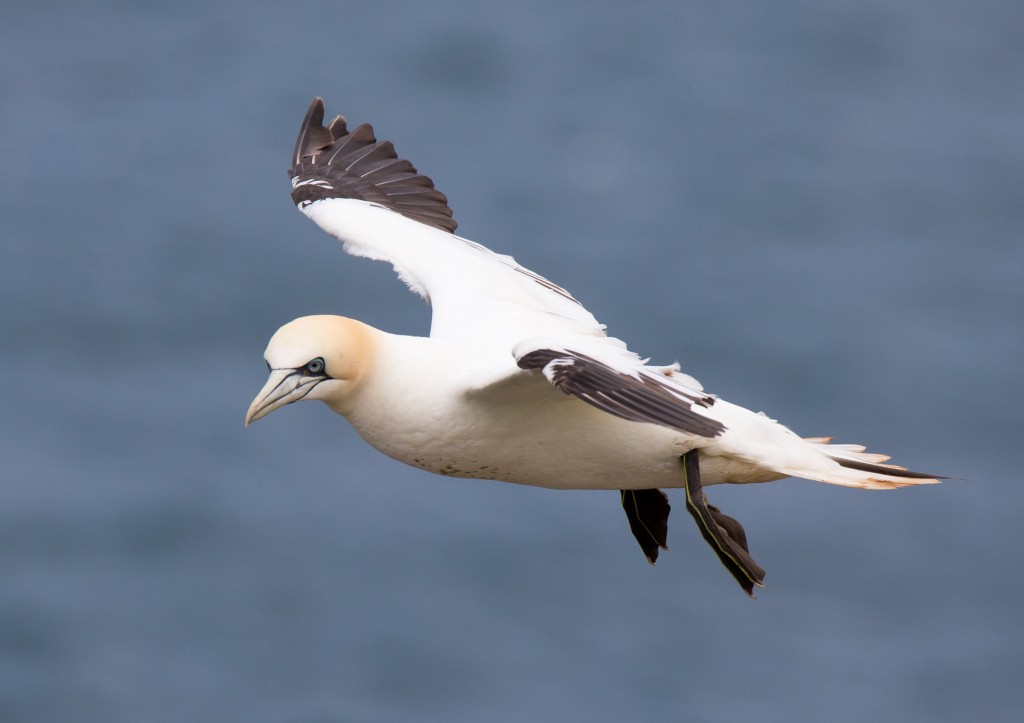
246;98;941;596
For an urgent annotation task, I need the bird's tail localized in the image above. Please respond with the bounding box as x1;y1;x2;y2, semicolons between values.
790;436;942;490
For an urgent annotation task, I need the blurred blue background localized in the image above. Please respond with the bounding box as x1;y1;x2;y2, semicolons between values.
3;1;1022;720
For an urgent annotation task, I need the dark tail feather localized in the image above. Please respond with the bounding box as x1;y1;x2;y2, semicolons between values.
831;456;945;480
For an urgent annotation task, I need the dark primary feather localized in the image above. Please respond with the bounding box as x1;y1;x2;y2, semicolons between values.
289;97;458;233
517;349;726;439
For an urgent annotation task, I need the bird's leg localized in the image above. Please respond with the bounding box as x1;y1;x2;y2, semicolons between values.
681;450;766;597
620;489;670;564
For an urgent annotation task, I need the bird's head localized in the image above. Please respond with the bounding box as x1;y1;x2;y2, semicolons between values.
245;315;375;425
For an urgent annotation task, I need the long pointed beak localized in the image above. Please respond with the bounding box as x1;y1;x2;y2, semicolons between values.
245;369;321;426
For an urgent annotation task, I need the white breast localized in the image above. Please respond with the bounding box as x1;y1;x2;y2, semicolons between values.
330;332;776;490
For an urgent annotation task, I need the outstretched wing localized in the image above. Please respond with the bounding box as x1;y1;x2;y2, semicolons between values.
288;98;607;348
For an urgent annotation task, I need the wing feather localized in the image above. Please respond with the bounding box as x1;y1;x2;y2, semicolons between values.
288;98;608;348
516;347;725;439
290;99;457;232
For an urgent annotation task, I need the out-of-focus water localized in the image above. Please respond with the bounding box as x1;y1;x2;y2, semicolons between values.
3;1;1022;720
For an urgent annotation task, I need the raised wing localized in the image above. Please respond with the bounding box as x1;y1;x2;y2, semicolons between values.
515;343;725;439
289;99;457;233
288;98;606;348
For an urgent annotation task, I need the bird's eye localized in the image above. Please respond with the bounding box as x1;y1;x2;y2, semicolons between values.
304;357;326;375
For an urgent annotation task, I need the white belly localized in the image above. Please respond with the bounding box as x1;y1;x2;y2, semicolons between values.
342;372;780;490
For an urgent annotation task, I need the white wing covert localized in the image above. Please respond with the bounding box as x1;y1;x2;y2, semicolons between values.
288;98;607;349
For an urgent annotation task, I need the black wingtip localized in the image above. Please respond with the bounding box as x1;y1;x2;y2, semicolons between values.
291;97;325;171
517;349;726;439
288;97;458;233
307;96;325;126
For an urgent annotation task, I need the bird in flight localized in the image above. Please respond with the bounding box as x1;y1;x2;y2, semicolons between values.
246;98;940;596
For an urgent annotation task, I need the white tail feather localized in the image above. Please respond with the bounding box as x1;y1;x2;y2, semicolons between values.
699;400;942;490
794;437;941;490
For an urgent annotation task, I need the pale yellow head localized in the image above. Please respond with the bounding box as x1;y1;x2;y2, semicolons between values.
245;315;376;425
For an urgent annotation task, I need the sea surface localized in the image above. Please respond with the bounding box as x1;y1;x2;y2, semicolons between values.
3;1;1022;721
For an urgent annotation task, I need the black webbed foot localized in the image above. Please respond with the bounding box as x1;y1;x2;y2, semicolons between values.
681;450;766;597
706;504;749;552
620;489;671;564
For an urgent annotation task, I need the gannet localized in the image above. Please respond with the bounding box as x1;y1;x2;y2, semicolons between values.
246;98;941;596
